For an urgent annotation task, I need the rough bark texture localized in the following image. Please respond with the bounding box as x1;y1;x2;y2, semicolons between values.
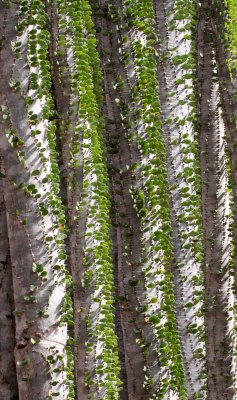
0;157;18;400
0;2;68;399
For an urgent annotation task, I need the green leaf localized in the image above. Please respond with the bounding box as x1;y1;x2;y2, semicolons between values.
32;170;40;176
40;271;47;277
32;262;44;273
53;264;61;271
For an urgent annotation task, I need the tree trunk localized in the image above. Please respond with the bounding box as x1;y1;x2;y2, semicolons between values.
197;2;235;398
0;1;68;398
0;155;18;400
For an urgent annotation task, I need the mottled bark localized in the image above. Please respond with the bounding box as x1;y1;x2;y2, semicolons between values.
0;157;18;400
0;2;68;399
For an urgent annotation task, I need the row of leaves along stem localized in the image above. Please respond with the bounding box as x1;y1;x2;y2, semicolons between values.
14;0;73;397
57;0;122;398
118;0;187;397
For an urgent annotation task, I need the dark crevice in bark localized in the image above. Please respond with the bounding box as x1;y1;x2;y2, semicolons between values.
91;6;143;399
111;233;129;400
196;3;235;398
44;0;69;213
67;177;88;399
90;6;129;399
45;17;78;394
45;3;83;399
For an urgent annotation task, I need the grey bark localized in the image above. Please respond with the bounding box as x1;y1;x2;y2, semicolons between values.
153;0;205;397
